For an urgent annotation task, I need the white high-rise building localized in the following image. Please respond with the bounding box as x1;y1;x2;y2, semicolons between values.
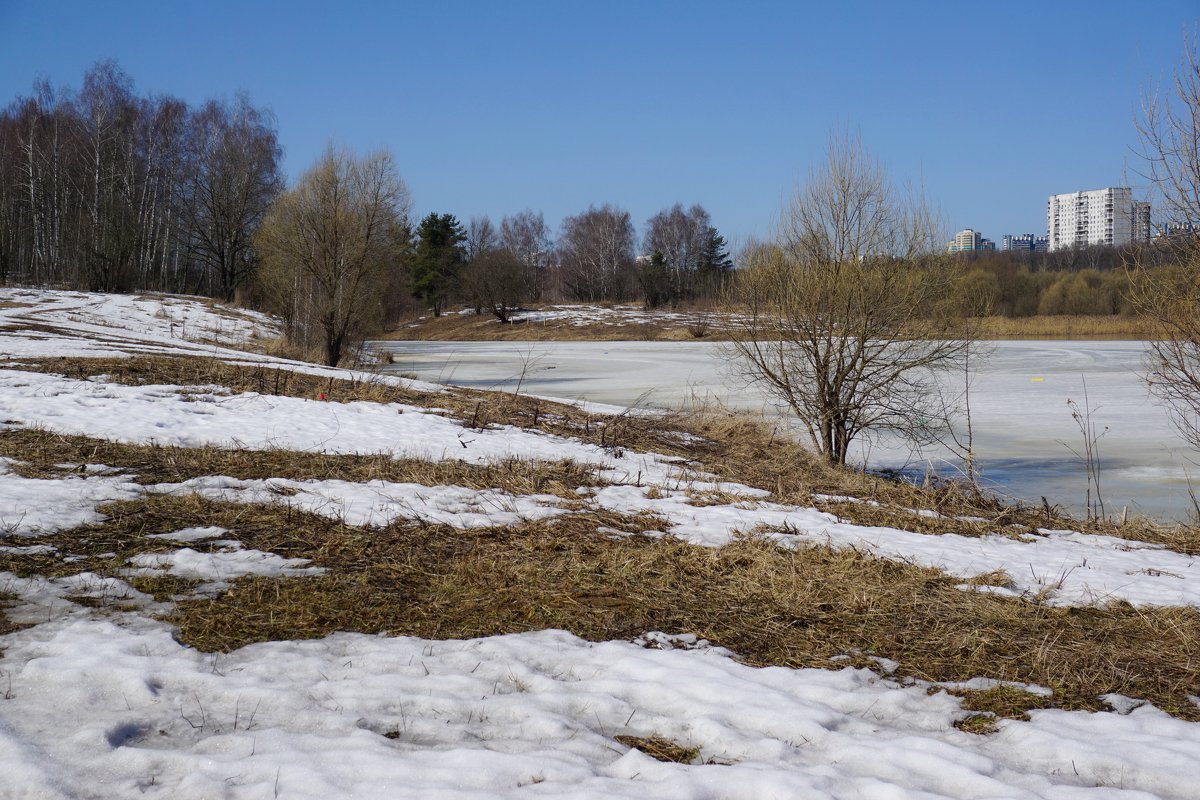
946;229;995;253
1046;187;1151;251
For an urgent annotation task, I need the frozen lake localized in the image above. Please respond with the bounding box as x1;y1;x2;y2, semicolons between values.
373;340;1199;521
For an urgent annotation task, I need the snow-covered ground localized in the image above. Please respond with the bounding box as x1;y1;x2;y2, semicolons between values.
3;615;1198;800
2;289;1200;798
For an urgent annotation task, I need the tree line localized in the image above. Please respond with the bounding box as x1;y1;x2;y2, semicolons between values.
0;62;738;363
0;61;282;298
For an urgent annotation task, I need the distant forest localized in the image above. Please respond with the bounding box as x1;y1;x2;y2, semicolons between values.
0;61;1184;325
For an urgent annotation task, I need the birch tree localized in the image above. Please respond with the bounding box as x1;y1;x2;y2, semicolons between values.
559;204;635;302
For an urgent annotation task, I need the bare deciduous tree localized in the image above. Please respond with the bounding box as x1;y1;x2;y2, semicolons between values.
1129;33;1200;449
559;204;635;302
500;209;551;300
642;203;712;306
461;247;528;322
465;215;498;262
180;95;283;300
256;145;410;366
724;133;969;466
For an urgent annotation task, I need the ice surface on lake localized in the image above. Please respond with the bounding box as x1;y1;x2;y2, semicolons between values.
375;340;1196;520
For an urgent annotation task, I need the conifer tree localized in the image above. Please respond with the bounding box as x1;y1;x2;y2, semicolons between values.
412;213;466;316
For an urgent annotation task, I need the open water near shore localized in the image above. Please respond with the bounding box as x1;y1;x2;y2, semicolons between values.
372;339;1197;521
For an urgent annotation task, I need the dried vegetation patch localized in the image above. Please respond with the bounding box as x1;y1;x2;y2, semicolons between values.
11;354;1200;553
382;312;705;342
384;309;1150;342
0;592;20;638
0;428;603;498
12;355;706;462
614;735;702;764
948;684;1056;722
123;502;1200;721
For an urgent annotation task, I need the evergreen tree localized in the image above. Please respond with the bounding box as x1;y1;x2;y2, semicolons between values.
412;212;466;316
699;227;733;274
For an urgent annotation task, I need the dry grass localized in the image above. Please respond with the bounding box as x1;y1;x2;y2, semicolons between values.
18;355;433;406
382;308;1154;343
9;350;1200;722
953;714;1000;735
381;311;701;342
14;355;1200;554
72;497;1187;720
976;315;1151;339
0;428;604;499
0;592;19;637
615;735;701;764
13;354;714;469
2;453;1197;720
947;684;1056;721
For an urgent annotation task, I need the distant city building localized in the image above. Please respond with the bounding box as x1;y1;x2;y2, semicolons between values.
1001;233;1049;252
1134;201;1152;242
1046;187;1151;251
1156;221;1198;240
946;228;995;253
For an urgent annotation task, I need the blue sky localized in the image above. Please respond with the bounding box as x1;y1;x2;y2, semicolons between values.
1;0;1195;248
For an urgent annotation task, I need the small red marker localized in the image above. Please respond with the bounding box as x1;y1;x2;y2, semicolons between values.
319;392;326;401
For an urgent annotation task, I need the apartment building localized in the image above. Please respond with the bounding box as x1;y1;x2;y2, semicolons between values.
1001;233;1049;252
1046;187;1151;250
946;229;995;253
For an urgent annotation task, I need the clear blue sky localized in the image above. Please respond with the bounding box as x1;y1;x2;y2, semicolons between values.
1;0;1195;248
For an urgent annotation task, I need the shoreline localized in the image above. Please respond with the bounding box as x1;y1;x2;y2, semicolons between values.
381;308;1153;343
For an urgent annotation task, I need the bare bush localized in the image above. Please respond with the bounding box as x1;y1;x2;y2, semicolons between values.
724;132;969;466
1129;33;1200;449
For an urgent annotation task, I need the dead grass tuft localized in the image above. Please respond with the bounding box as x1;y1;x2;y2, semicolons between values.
615;735;700;764
0;592;19;638
125;574;203;602
947;684;1055;721
953;714;999;735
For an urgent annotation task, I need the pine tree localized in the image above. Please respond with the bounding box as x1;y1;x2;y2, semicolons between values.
699;227;733;274
412;212;466;316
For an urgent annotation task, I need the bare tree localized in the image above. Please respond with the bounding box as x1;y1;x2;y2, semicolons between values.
724;132;969;466
1135;32;1200;228
461;247;528;322
465;215;498;262
500;209;551;300
559;204;635;302
180;94;283;300
641;203;712;305
256;145;411;366
1129;33;1200;449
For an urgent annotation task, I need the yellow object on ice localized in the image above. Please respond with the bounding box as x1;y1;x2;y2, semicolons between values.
1030;377;1045;382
